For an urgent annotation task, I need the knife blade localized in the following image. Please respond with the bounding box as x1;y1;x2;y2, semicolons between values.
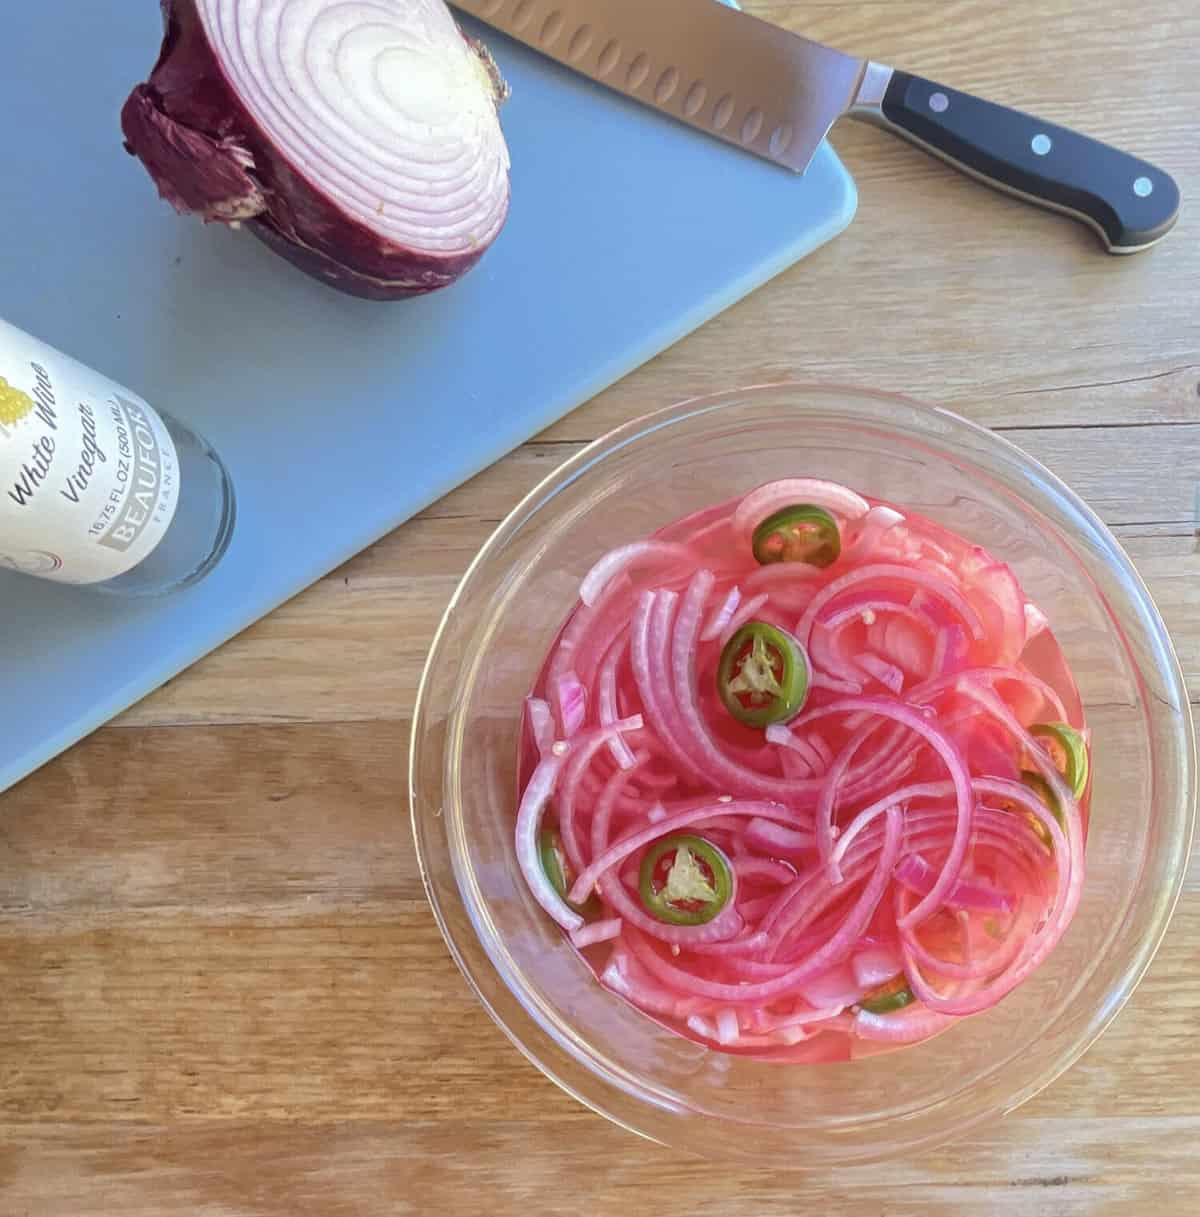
455;0;1180;253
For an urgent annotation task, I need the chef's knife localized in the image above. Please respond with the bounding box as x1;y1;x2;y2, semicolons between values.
455;0;1179;252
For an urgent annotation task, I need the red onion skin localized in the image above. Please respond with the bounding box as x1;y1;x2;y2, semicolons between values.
121;0;510;300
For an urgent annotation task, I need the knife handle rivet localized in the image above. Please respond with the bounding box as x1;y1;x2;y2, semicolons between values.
1031;133;1052;156
713;94;735;132
540;10;564;48
741;108;765;145
596;39;621;78
512;0;535;33
1133;176;1154;197
566;24;593;63
929;91;950;113
655;66;680;104
683;81;708;118
627;52;650;90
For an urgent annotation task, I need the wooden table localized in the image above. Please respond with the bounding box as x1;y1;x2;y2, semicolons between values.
2;3;1197;1213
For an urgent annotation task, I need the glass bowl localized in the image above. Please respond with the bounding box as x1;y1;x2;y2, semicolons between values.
409;384;1194;1165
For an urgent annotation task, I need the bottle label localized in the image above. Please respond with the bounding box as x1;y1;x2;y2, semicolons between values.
0;320;179;584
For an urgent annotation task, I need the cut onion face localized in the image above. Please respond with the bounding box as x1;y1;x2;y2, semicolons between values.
515;478;1090;1062
122;0;511;299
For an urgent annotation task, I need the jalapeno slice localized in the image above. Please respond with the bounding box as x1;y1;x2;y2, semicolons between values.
1030;722;1089;798
638;834;733;926
717;621;810;728
859;974;915;1014
752;504;841;567
1020;771;1064;848
539;826;602;918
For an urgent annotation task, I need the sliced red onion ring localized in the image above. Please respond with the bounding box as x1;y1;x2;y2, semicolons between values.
601;948;712;1020
845;504;905;558
568;798;791;905
552;670;587;738
804;698;974;921
856;652;905;693
895;853;1012;913
798;961;864;1008
809;622;866;690
718;593;770;645
852;1006;958;1043
932;625;970;676
797;563;986;651
570;918;623;949
733;479;871;547
700;585;742;642
900;777;1082;1015
734;857;798;885
749;1004;845;1033
765;724;826;776
515;754;580;932
909;665;1070;726
742;562;825;611
596;640;637;769
556;716;644;873
744;817;815;857
960;552;1027;665
579;542;694;608
624;809;903;1004
1024;601;1051;638
851;942;903;989
525;696;554;757
715;1008;741;1044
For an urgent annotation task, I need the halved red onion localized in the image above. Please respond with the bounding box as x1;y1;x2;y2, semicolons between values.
121;0;511;298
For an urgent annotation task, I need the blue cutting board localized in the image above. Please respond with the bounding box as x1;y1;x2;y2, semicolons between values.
0;6;855;793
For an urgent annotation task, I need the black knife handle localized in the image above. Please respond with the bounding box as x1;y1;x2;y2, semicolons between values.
878;70;1180;253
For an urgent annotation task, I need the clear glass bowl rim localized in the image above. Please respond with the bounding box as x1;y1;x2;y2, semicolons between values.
409;382;1196;1162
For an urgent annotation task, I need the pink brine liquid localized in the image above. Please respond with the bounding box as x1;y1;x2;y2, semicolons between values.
516;481;1089;1063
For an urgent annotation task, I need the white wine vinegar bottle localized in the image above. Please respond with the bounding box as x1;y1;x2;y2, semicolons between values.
0;319;234;596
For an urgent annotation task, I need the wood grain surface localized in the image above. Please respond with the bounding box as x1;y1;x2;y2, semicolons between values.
2;2;1198;1213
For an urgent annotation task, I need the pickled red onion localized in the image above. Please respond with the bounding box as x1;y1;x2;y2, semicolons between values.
733;480;870;547
515;477;1089;1059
